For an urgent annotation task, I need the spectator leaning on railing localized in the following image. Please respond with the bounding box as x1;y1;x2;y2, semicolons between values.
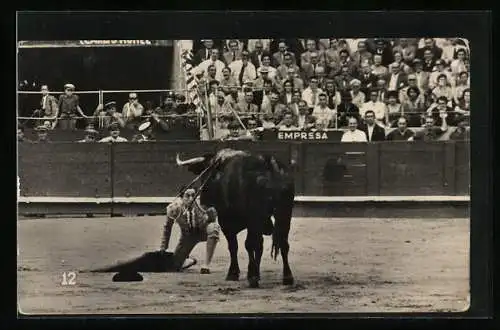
359;110;386;142
386;116;415;141
33;84;58;128
278;112;299;131
122;92;144;127
93;101;126;129
340;117;367;142
54;83;88;130
414;113;448;141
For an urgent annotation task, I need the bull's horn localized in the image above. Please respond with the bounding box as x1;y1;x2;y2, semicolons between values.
176;154;206;166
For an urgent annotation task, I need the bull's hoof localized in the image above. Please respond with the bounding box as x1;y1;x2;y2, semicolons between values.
283;276;295;286
225;273;240;281
200;267;211;274
248;277;260;288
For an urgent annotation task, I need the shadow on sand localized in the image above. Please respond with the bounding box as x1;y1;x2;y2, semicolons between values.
82;251;186;273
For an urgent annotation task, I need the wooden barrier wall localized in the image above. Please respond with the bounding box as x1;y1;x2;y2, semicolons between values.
18;141;470;198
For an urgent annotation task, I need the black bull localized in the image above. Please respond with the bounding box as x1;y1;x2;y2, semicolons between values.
176;149;295;288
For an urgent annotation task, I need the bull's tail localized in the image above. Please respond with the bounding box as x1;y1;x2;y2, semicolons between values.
271;226;280;261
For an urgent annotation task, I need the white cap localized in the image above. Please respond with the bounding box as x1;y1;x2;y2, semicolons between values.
138;121;151;132
64;83;75;90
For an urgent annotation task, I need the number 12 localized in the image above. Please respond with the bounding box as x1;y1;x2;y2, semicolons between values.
61;271;76;286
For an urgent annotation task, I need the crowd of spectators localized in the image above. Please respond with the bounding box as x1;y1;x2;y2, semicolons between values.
190;38;470;140
18;37;470;143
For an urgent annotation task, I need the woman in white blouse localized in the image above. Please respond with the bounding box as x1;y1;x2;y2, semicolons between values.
431;74;454;104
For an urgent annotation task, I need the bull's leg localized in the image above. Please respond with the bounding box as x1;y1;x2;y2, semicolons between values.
225;233;240;281
245;232;259;288
275;208;294;286
254;234;264;281
280;238;294;285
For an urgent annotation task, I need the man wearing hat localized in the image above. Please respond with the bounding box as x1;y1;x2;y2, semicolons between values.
94;101;126;129
132;121;155;142
33;125;51;143
98;123;128;143
254;66;277;91
78;125;99;143
55;83;88;130
229;50;257;87
411;58;430;91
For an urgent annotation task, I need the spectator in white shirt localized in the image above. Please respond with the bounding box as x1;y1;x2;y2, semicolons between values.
361;89;387;125
302;77;324;109
349;79;366;109
450;48;468;79
196;49;225;82
122;92;144;125
341;117;367;142
371;54;388;78
312;93;336;128
229;50;257;87
278;112;299;131
98;123;128;143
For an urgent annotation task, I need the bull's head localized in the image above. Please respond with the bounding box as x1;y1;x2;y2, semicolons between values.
176;153;215;175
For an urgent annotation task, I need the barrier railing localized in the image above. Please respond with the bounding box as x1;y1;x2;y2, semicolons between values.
17;141;470;199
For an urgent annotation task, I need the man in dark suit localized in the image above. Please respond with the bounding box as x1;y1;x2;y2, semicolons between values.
359;110;386;142
272;41;297;67
195;39;217;65
416;38;443;62
249;41;268;69
33;84;58;127
385;62;408;93
357;62;378;96
368;39;394;67
421;49;436;73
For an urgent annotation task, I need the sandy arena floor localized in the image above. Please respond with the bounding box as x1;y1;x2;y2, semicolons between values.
17;216;470;314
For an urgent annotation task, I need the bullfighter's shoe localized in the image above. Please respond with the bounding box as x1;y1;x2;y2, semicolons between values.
200;267;211;274
181;257;197;270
